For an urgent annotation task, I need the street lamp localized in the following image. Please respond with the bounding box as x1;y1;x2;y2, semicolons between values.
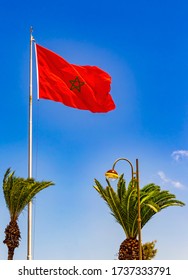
105;158;142;260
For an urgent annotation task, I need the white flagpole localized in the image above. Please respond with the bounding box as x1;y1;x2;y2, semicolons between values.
27;27;34;260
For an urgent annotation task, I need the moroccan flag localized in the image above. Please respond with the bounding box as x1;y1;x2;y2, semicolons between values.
35;44;115;113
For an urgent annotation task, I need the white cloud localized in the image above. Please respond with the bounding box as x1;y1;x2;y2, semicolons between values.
171;150;188;161
158;171;185;189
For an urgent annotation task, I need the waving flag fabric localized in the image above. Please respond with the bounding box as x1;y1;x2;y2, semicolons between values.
35;44;115;113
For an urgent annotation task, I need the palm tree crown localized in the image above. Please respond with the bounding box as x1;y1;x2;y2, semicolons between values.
3;168;54;220
94;174;185;259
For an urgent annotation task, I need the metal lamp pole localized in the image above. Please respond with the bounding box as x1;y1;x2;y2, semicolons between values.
105;158;142;260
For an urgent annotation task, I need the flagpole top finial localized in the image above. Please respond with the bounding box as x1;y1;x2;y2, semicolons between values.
30;26;35;42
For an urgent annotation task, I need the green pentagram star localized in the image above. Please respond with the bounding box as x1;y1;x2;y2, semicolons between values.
70;76;85;92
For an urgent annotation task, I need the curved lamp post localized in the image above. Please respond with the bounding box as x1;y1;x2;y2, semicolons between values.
105;158;142;260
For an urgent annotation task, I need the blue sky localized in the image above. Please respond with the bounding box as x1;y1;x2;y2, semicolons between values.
0;0;188;260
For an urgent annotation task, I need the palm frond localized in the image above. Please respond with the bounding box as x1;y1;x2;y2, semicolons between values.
94;175;185;239
117;174;126;201
94;178;128;235
3;168;15;208
3;168;54;219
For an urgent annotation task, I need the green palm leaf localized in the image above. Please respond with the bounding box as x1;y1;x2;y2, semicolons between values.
94;175;185;239
3;168;54;219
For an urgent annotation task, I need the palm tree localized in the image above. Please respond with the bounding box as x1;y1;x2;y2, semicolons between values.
3;168;54;260
94;174;185;260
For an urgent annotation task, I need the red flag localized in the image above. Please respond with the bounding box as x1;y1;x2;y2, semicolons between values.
35;44;115;113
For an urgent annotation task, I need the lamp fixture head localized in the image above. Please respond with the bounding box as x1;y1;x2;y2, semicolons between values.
105;169;119;180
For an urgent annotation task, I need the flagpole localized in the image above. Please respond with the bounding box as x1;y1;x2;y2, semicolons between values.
27;27;34;260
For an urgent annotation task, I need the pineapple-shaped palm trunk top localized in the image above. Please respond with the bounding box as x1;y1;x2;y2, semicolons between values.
4;220;21;260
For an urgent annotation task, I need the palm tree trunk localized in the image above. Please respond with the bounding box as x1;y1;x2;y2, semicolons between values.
4;219;21;260
7;248;15;260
